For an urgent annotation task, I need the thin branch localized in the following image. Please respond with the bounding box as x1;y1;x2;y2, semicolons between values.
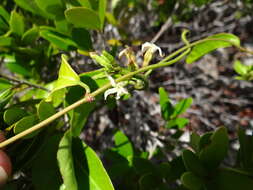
0;74;50;92
0;38;252;148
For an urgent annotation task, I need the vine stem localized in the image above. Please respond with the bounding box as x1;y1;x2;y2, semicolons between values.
0;38;252;148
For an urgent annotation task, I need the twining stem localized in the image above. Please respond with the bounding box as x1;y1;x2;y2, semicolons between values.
1;38;253;148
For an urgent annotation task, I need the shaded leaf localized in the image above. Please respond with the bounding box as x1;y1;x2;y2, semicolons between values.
199;127;229;170
37;101;56;121
65;7;101;30
14;115;39;139
4;107;28;125
32;134;63;190
35;0;64;19
22;26;39;44
182;149;207;177
181;172;204;190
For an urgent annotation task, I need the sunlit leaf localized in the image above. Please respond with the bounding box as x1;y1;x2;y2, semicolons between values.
57;131;115;190
10;11;25;36
186;33;240;64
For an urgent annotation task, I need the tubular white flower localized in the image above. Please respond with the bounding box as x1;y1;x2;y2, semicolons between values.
141;42;164;57
104;75;128;100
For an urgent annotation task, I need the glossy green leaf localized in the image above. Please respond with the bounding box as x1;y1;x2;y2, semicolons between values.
10;11;25;36
14;0;51;18
37;101;56;121
233;60;248;75
40;28;77;51
98;0;107;28
199;127;229;170
35;0;64;19
0;88;14;109
186;33;240;64
57;131;115;190
22;26;39;44
32;134;63;190
4;108;27;125
182;149;207;177
172;97;193;118
181;172;204;190
113;130;134;160
65;7;101;30
14;115;39;139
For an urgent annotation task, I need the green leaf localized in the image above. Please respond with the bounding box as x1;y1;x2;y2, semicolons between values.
35;0;64;19
10;11;25;36
14;0;51;18
5;62;31;77
233;60;248;76
182;149;207;177
181;172;204;190
190;132;200;152
32;134;63;190
71;28;93;51
238;127;253;170
159;87;174;120
206;169;253;190
65;85;95;137
4;108;28;125
0;36;13;47
199;127;229;170
0;78;12;91
65;7;101;30
113;130;134;160
57;131;77;189
186;33;240;64
22;26;39;44
37;101;56;121
166;117;189;129
0;6;10;23
53;55;80;91
172;97;193;118
40;28;77;51
57;131;115;190
14;115;39;139
98;0;107;29
0;88;14;109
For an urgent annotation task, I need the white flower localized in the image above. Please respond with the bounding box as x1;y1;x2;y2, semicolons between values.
141;42;164;57
104;75;128;100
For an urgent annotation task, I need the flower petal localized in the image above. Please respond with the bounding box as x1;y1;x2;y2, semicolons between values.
104;88;118;100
